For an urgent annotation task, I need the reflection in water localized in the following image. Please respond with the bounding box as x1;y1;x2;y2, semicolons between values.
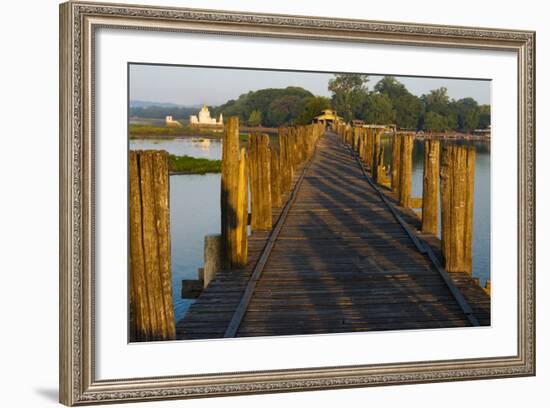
131;136;491;322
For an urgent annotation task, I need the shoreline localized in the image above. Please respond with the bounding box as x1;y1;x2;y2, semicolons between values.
169;170;221;176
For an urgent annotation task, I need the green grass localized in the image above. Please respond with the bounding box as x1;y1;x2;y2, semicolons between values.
169;155;221;174
129;124;223;138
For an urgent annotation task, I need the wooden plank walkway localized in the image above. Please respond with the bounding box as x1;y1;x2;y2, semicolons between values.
176;131;489;340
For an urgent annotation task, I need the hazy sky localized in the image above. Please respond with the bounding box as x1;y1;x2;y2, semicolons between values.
129;64;491;106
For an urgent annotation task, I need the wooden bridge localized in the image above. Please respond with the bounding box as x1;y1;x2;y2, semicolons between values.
175;126;490;340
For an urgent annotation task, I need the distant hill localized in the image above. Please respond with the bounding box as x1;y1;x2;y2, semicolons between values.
129;101;204;120
130;100;201;108
129;86;320;126
214;86;317;127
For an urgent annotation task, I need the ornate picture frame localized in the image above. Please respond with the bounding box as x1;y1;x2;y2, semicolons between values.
59;1;535;405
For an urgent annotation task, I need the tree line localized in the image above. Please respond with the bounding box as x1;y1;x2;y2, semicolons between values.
211;87;331;128
328;74;490;132
130;75;490;132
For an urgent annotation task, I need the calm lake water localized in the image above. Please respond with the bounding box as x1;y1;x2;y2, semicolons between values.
130;135;491;322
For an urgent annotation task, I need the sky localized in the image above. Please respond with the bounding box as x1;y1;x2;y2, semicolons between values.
129;63;491;107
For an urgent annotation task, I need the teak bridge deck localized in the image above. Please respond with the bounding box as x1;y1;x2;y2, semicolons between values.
176;132;489;340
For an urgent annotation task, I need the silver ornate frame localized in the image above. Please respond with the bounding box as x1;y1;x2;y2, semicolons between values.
59;1;536;405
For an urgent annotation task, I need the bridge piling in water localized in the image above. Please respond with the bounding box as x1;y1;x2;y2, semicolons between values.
441;144;476;274
249;133;273;231
221;117;248;269
421;139;440;235
278;128;292;194
399;133;414;208
129;150;175;342
391;132;402;193
270;147;283;208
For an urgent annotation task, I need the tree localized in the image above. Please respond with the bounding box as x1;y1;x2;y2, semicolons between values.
328;74;369;122
373;76;423;129
424;111;450;132
374;76;408;99
266;95;304;126
478;104;491;129
295;96;331;125
247;110;262;127
393;93;423;129
423;87;452;114
453;97;480;132
363;93;395;124
421;87;457;131
217;87;314;127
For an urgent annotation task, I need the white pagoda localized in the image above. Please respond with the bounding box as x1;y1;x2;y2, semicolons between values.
189;105;223;126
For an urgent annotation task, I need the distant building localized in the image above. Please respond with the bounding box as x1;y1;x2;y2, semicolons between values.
189;105;223;127
165;115;183;127
312;109;343;126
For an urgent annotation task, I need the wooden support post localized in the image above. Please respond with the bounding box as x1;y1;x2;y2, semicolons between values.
235;147;249;266
353;127;359;151
372;129;382;183
278;128;292;194
129;150;175;342
221;116;248;269
440;144;476;273
366;128;374;171
289;127;298;169
391;133;401;193
270;147;283;207
357;130;363;161
203;234;222;288
249;133;272;231
421;139;440;235
360;129;367;163
399;133;414;207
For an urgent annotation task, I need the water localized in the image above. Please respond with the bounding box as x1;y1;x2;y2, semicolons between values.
382;137;491;286
169;174;221;320
130;137;222;160
130;136;491;323
130;138;222;321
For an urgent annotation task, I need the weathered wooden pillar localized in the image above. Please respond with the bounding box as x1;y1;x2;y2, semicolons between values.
289;127;298;169
235;147;249;266
278;128;291;194
360;129;368;163
357;130;363;160
440;144;476;273
129;150;175;342
270;147;283;208
249;133;272;230
203;234;222;288
421;139;440;235
365;128;374;171
353;127;359;151
391;133;401;193
399;133;414;207
372;129;382;182
221;116;248;269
